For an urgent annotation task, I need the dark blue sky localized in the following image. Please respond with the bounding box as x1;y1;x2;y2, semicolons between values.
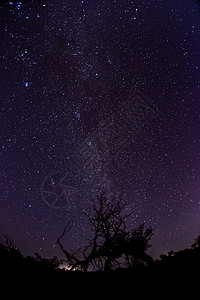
0;0;199;260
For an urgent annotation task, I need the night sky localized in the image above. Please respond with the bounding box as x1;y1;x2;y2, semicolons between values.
0;0;199;260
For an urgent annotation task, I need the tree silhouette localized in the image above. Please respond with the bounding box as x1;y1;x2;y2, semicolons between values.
57;193;153;272
191;235;200;249
1;221;200;282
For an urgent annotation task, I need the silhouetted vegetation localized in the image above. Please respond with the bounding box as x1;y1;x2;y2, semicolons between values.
1;194;200;286
57;193;153;272
0;234;64;276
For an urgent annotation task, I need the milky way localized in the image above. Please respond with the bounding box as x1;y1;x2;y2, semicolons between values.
0;0;199;259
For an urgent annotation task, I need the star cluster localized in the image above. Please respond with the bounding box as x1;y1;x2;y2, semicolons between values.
0;0;199;259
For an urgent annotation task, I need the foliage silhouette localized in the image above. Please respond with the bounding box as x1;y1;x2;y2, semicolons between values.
0;235;64;277
0;196;200;287
57;193;154;271
155;238;200;275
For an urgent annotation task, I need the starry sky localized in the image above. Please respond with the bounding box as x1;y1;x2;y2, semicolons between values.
0;0;199;260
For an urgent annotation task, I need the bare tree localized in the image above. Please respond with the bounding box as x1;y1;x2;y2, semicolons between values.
57;193;153;272
3;234;17;250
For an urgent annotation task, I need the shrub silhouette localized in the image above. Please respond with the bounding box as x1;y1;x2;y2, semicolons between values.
0;235;63;277
1;198;200;283
154;237;200;278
